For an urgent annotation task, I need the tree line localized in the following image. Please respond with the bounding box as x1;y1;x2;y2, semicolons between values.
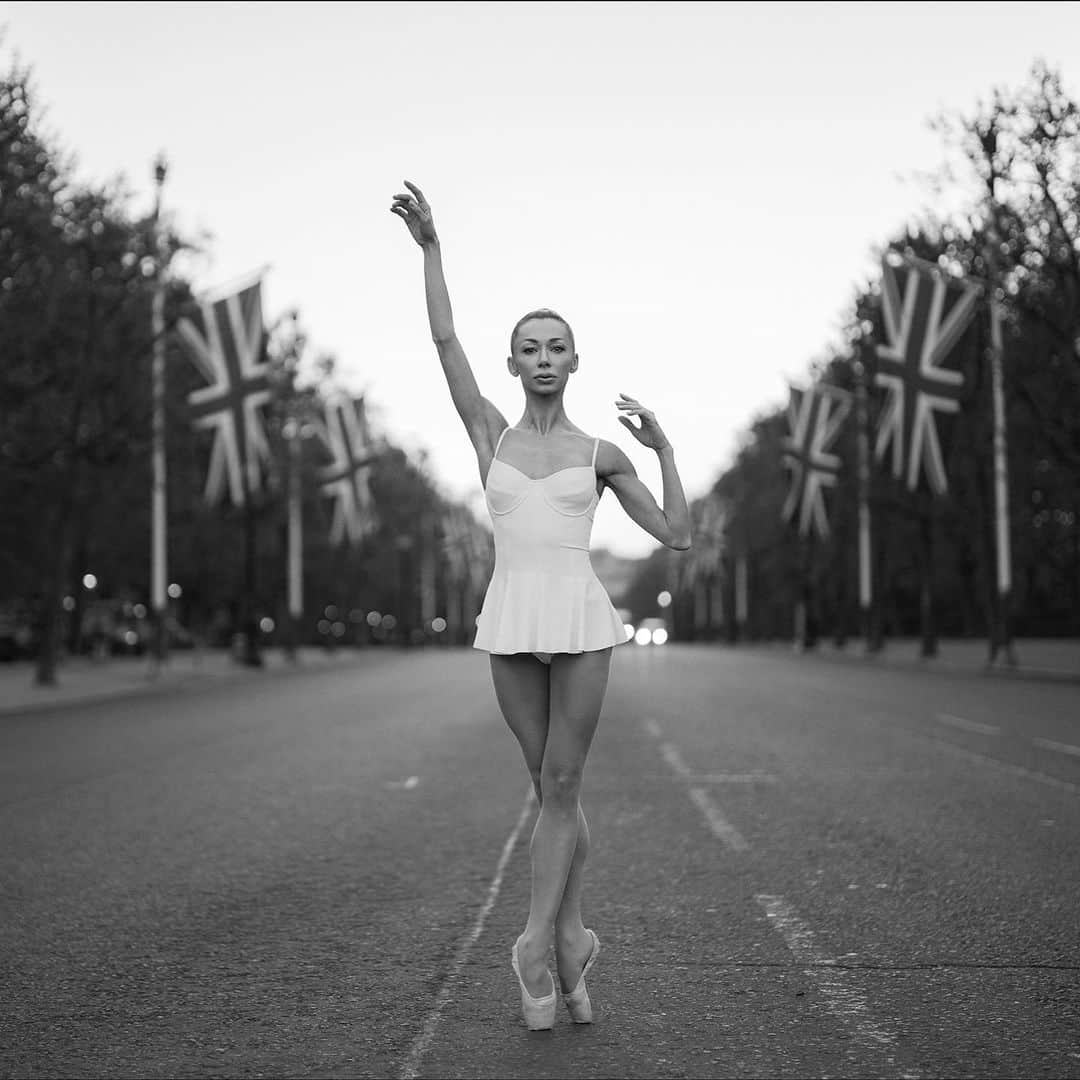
4;52;1076;678
653;62;1079;651
0;55;492;682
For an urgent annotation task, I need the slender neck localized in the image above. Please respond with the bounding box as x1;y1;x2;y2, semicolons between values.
517;389;571;436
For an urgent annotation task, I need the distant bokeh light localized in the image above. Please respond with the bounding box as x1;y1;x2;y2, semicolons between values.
652;628;669;645
260;617;275;634
657;590;672;608
623;623;634;640
167;583;182;599
634;627;652;646
82;573;97;590
366;610;382;627
431;617;447;633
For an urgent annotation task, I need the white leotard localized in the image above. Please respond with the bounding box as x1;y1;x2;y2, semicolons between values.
472;427;629;661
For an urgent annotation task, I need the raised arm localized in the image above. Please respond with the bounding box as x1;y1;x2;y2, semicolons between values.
598;394;692;550
390;181;506;474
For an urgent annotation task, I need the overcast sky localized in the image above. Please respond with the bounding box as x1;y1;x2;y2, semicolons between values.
4;1;1075;556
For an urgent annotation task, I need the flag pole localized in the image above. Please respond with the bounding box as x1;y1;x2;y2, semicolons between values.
239;459;263;666
978;128;1017;669
285;418;304;660
150;153;169;668
237;368;262;668
853;348;876;653
988;297;1016;667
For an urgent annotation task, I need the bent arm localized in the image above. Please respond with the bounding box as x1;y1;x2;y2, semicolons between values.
600;441;692;550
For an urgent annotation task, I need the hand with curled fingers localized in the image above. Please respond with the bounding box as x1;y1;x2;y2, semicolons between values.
616;393;671;452
390;180;438;248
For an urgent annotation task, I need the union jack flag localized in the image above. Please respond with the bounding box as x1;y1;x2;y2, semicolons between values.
874;254;981;495
315;393;378;546
781;381;851;540
176;279;272;507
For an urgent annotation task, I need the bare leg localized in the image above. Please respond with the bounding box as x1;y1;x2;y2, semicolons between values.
554;807;594;991
521;649;610;995
490;651;611;996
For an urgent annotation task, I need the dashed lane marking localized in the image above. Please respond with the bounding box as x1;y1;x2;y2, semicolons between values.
919;734;1080;795
660;741;692;778
699;771;778;784
688;787;749;851
648;722;776;784
755;894;918;1079
648;719;759;848
936;712;1000;737
399;787;535;1080
1033;736;1080;759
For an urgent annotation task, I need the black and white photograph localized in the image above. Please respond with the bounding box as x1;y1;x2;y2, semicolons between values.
1;2;1079;1077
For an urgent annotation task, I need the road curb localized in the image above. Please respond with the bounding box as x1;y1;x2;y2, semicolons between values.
755;642;1080;686
0;649;375;718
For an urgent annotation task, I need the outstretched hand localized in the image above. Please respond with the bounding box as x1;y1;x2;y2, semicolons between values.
616;394;671;451
390;180;438;247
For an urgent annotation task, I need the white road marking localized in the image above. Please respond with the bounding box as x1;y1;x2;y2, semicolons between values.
921;734;1080;795
688;786;749;851
650;722;776;783
936;713;1000;737
386;776;421;790
1033;736;1080;759
399;788;535;1080
699;771;778;784
648;719;755;849
660;741;692;778
755;894;917;1079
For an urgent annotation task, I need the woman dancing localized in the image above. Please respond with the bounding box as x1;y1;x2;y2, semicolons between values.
391;181;691;1030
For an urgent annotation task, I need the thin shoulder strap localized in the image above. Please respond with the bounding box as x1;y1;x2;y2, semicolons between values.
493;425;511;459
591;437;600;469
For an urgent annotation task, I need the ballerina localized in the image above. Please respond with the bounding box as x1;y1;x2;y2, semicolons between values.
391;180;691;1029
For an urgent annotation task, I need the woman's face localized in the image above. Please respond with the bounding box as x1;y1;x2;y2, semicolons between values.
509;317;577;393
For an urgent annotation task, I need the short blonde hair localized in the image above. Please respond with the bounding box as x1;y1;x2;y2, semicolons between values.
510;309;575;353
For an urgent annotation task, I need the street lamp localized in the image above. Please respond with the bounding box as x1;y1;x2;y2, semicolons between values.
150;152;169;665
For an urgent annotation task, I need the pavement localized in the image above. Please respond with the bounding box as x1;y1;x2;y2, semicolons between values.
2;645;1078;1079
0;645;369;716
2;636;1078;719
766;635;1080;683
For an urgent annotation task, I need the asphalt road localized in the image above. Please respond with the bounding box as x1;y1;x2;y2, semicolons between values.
2;645;1078;1079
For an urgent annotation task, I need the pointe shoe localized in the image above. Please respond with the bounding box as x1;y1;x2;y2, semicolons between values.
511;939;556;1030
562;929;600;1024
